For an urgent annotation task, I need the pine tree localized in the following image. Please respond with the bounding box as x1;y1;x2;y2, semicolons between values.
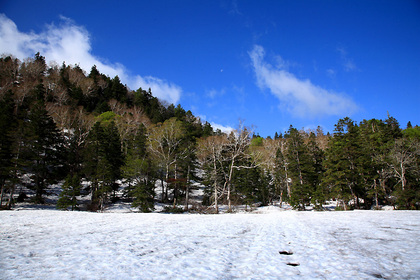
123;123;156;212
84;117;124;211
24;84;64;203
57;174;81;210
274;140;290;204
285;126;315;210
322;118;362;210
0;91;16;207
307;132;326;209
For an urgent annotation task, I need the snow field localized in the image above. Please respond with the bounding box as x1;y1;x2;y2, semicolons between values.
0;209;419;279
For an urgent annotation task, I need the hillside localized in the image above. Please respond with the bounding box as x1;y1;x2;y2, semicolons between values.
0;53;419;212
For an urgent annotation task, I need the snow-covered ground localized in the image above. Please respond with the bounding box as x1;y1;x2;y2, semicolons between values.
1;208;419;279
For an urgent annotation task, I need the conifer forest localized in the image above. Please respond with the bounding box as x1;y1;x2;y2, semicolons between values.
1;54;419;212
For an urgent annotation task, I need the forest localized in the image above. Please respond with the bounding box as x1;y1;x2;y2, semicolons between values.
0;53;419;212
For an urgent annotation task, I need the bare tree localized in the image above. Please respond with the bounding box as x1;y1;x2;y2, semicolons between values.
388;138;420;191
197;135;228;213
147;118;184;202
255;138;283;204
222;123;257;212
0;55;20;96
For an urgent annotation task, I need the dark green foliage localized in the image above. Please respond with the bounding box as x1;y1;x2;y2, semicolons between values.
131;182;155;212
24;84;65;203
202;122;214;137
84;119;124;211
285;126;317;210
134;88;166;123
322;118;363;210
57;174;81;210
233;164;270;206
0;91;16;207
0;91;15;181
403;126;420;140
123;123;156;212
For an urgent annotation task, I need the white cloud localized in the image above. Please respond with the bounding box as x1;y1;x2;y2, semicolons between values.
132;75;181;105
198;114;234;134
210;122;234;134
0;14;182;104
249;45;358;118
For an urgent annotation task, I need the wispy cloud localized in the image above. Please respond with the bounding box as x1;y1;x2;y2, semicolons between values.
206;88;226;99
0;14;182;104
326;68;336;78
337;47;358;72
249;45;358;118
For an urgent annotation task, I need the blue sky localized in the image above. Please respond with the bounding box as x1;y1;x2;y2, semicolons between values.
1;0;419;137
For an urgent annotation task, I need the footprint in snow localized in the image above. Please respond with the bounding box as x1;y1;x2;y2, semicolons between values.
279;250;299;266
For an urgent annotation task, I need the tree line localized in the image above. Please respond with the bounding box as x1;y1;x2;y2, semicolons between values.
0;54;419;212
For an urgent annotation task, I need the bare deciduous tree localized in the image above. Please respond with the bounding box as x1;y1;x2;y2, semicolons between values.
388;138;420;191
147;118;184;202
197;135;228;213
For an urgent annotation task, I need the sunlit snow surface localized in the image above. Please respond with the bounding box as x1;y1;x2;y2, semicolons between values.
1;208;419;279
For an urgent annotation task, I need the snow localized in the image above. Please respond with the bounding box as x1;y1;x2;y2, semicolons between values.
1;209;419;279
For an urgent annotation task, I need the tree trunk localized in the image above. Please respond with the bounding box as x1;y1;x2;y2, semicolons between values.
400;162;406;191
214;180;218;213
342;200;347;211
165;164;169;202
184;164;190;211
160;175;165;203
173;163;178;204
212;153;219;213
227;159;235;212
279;190;283;207
0;181;4;207
7;182;16;209
284;165;291;198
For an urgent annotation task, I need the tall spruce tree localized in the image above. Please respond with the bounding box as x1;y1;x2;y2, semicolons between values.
322;118;362;210
84;115;124;211
123;123;155;212
285;126;316;210
24;84;64;203
307;132;326;209
0;91;16;207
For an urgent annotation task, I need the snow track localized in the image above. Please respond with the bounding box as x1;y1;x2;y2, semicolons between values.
1;209;419;279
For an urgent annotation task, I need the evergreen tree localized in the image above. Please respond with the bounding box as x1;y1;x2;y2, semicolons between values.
307;132;326;209
24;84;64;203
84;117;124;211
274;140;290;204
123;123;156;212
322;118;362;210
358;119;395;209
0;91;16;207
285;126;316;210
57;174;81;210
